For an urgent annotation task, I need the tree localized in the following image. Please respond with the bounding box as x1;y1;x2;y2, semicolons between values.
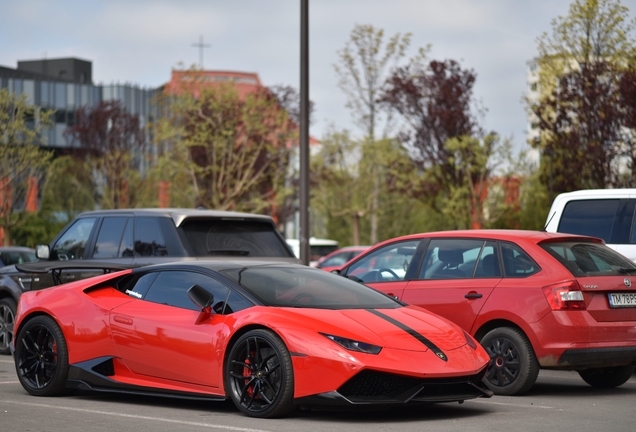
40;155;95;223
311;129;369;245
334;24;414;244
381;59;483;205
268;84;314;126
66;100;146;209
530;0;636;197
311;128;421;245
0;88;53;245
443;134;519;229
536;0;636;82
156;78;295;214
533;62;629;193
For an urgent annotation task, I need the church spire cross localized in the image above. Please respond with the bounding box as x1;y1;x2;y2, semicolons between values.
192;35;211;69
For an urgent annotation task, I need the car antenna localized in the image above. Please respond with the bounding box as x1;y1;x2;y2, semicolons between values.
542;211;556;232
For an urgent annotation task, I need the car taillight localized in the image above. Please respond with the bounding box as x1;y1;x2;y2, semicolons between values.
542;280;586;310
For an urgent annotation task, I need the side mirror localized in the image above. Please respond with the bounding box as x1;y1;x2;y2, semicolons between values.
330;269;342;275
35;244;50;260
187;284;214;310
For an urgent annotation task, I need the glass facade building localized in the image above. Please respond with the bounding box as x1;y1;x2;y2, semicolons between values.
0;58;158;150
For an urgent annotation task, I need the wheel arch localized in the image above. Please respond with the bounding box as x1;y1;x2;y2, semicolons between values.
222;324;276;392
0;287;19;303
474;319;529;343
13;311;58;346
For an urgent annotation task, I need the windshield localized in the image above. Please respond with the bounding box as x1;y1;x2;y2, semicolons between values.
220;266;401;309
540;241;636;277
180;220;293;258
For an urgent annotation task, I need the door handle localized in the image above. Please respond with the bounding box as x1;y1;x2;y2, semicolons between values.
465;292;483;299
113;315;133;325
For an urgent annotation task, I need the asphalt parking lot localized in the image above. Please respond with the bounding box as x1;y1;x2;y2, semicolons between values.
1;357;635;432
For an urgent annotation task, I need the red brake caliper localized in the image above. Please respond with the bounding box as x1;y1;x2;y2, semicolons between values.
244;355;255;397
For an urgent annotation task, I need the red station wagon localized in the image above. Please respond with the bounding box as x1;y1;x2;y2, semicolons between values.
335;230;636;395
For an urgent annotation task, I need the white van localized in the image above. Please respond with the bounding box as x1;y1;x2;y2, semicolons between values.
544;189;636;261
286;237;339;267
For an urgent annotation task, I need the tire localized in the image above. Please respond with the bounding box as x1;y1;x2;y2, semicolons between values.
0;297;16;355
225;329;294;418
578;364;635;388
480;327;539;396
14;315;70;396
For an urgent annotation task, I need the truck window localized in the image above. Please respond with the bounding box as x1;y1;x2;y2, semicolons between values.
558;199;619;243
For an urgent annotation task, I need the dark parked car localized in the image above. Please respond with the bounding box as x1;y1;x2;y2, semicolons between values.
0;247;37;267
0;208;297;355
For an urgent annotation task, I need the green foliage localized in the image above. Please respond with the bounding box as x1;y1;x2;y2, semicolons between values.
537;0;636;70
334;23;418;244
9;210;66;248
532;1;636;195
312;128;438;245
0;88;53;245
155;74;294;214
334;24;415;140
517;171;552;230
40;156;95;223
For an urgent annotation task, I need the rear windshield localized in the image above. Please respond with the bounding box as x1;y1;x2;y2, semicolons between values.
220;266;401;309
180;219;293;258
540;241;636;277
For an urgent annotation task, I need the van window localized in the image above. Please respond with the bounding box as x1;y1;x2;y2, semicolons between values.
558;199;619;243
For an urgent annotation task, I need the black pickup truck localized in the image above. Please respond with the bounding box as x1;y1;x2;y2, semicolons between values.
0;208;298;354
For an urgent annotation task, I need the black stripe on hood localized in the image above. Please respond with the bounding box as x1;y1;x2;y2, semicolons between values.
367;309;448;362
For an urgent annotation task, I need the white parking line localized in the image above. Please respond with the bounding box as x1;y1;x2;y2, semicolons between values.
0;381;19;385
0;360;14;364
0;400;271;432
466;399;552;409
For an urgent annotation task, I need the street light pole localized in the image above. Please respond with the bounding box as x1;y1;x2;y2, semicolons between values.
299;0;310;265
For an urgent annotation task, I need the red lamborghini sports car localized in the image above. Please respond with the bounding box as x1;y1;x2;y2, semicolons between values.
11;261;492;418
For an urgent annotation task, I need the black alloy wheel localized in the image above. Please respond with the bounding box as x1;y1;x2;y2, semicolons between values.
579;364;636;388
0;298;16;355
480;327;539;396
15;315;70;396
225;329;294;418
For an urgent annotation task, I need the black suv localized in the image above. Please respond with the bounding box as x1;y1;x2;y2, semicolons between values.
0;208;297;354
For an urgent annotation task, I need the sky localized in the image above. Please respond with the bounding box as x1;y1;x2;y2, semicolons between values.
2;0;633;154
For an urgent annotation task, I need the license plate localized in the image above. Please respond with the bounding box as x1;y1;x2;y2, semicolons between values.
608;293;636;308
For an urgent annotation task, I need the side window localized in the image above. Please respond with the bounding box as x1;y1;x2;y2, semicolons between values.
52;218;97;260
134;217;168;257
346;240;420;283
501;242;540;277
558;199;619;243
120;219;134;257
222;291;253;314
418;239;485;280
93;217;129;259
144;271;231;312
121;272;159;299
319;252;354;268
474;241;502;278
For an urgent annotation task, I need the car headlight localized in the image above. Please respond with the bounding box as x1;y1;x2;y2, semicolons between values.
320;333;382;355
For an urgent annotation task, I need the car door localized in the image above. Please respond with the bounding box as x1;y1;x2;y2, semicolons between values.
109;270;231;387
32;217;99;289
402;239;502;332
131;216;189;266
342;239;422;299
77;216;136;280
